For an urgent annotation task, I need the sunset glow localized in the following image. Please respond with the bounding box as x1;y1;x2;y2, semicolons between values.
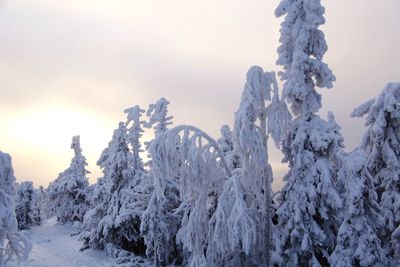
0;103;114;185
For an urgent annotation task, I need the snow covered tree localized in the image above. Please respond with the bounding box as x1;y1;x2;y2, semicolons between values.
15;181;41;230
0;152;32;265
81;121;133;249
80;176;108;249
274;1;343;266
331;150;387;266
110;99;177;262
275;104;344;267
112;106;148;254
141;125;231;266
140;128;182;266
212;66;275;266
82;106;148;259
351;82;400;262
48;136;90;223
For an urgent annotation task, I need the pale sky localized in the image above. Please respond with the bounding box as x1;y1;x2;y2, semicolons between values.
0;0;399;189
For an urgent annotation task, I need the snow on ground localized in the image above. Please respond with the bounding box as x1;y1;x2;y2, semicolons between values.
4;217;115;267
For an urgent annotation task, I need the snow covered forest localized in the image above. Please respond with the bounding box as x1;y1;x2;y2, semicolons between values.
1;0;400;266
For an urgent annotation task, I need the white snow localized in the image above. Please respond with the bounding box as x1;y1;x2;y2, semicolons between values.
4;217;114;267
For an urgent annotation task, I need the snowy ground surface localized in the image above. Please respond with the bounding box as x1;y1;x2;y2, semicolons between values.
4;217;115;267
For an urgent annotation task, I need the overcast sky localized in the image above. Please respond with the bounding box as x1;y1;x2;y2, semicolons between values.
1;0;399;189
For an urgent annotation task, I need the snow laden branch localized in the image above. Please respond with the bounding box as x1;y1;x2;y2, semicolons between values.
166;125;232;177
207;169;259;266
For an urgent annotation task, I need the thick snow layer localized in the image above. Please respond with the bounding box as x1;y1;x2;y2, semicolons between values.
4;217;114;267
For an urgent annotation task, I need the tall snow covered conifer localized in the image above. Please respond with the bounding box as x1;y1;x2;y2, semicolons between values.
228;66;275;265
206;67;284;266
112;106;148;255
80;122;129;249
0;152;32;264
81;122;131;249
351;82;400;263
140;99;188;266
274;1;344;266
48;136;90;223
83;106;147;259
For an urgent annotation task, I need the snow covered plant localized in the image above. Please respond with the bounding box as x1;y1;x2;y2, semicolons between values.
82;106;148;258
48;136;90;223
80;122;132;249
0;152;32;265
274;0;343;266
112;106;148;254
331;151;387;267
141;125;231;266
351;82;400;262
15;181;42;230
221;66;278;266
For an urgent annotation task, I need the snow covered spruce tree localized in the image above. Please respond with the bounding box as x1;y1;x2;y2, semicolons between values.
0;152;32;265
141;124;231;266
15;181;41;230
330;150;387;266
140;99;186;266
207;66;278;266
82;122;131;249
82;106;148;260
48;136;90;223
110;106;149;256
126;98;176;236
274;1;344;265
351;82;400;263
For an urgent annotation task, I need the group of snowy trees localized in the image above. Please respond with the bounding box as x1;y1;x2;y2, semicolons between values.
43;0;400;266
2;0;399;266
